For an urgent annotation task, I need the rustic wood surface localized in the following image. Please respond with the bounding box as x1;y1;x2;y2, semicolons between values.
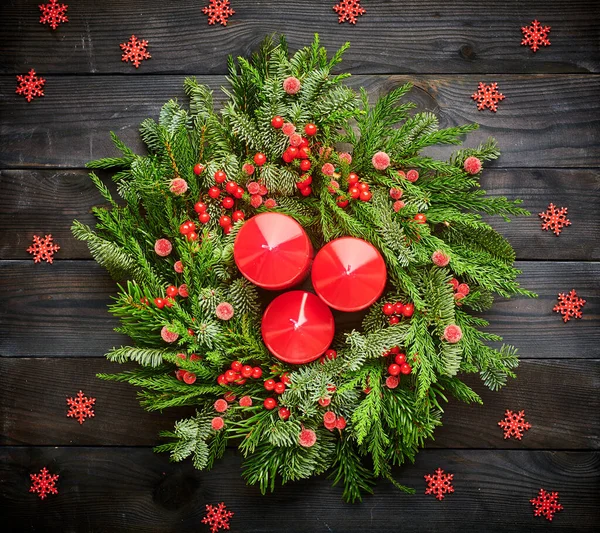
0;1;599;531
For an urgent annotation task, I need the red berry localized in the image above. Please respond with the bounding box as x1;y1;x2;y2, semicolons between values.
300;186;312;197
214;170;227;184
224;391;236;402
264;379;276;391
194;201;207;214
457;283;470;295
251;367;263;379
358;182;370;192
271;116;284;128
393;302;404;315
232;210;245;222
164;297;174;308
166;285;178;298
449;278;460;290
325;349;337;360
335;416;347;430
386;375;399;389
347;173;359;185
349;187;360;199
287;147;299;159
400;363;412;375
193;163;204;175
297;175;312;189
264;397;277;410
183;372;197;385
211;416;224;430
406;169;419;182
154;298;165;309
304;123;317;136
175;369;186;381
323;411;337;425
327;384;336;393
359;190;372;202
274;382;286;394
278;407;290;420
222;181;235;195
297;147;310;159
219;215;232;228
389;316;400;325
300;160;312;172
199;212;210;224
230;360;242;372
336;197;349;208
239;395;253;407
140;297;150;305
414;213;427;224
222;196;234;209
298;137;309;149
189;353;201;361
402;303;415;317
208;186;221;199
318;397;331;407
179;221;193;235
394;353;406;365
214;399;228;413
390;188;403;200
242;163;255;175
225;369;237;382
233;186;245;199
241;365;253;378
186;231;198;242
390;346;400;354
280;373;291;385
217;374;227;385
282;150;294;163
254;153;267;166
388;364;401;376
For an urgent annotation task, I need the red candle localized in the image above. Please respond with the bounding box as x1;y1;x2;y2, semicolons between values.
261;291;335;364
311;237;387;312
234;213;313;290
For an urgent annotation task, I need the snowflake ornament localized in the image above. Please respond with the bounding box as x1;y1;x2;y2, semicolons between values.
16;70;46;102
531;488;563;521
202;502;234;533
521;20;551;52
333;0;366;24
424;468;454;500
203;0;235;26
27;234;60;263
498;409;532;440
39;0;69;30
471;82;505;112
539;203;571;235
29;467;59;500
66;390;96;424
120;35;151;68
553;290;586;322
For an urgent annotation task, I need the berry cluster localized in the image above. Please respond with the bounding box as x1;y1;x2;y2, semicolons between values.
145;281;188;310
383;346;412;388
174;353;202;384
397;169;419;183
323;410;347;431
448;278;470;306
382;301;415;325
331;171;372;207
197;168;248;233
217;360;263;386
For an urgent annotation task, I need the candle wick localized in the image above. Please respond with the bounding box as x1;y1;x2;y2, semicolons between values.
289;318;299;330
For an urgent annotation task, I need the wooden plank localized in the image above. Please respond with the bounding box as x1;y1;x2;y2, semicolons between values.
1;1;598;75
1;74;599;168
0;357;597;449
1;168;598;261
0;447;598;532
0;260;598;358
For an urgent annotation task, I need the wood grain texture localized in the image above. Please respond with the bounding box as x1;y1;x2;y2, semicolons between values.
1;357;598;449
1;1;598;75
1;74;599;168
1;447;598;532
1;168;598;261
0;260;597;358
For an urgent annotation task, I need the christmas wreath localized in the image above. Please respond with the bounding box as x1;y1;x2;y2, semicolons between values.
73;36;532;502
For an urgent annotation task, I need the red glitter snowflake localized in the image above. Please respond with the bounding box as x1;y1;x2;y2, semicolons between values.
471;82;505;112
521;20;551;52
27;234;60;263
333;0;366;24
202;502;234;533
498;409;532;440
539;203;571;235
424;468;454;500
203;1;235;26
531;488;563;521
120;35;151;68
553;290;586;322
66;390;96;424
29;467;59;500
16;70;46;102
39;0;68;30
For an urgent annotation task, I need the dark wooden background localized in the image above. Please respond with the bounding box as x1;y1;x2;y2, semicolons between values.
1;1;599;531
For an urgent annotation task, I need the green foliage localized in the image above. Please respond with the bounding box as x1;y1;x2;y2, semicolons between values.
75;35;532;503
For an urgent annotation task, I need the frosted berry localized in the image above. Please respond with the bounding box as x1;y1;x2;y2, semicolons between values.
283;76;301;95
463;156;482;175
166;285;178;298
161;326;179;343
402;303;415;317
406;169;419;182
193;163;205;175
211;416;224;430
300;160;312;172
242;163;255;176
254;152;267;166
194;201;207;213
208;186;221;199
324;411;337;426
271;115;284;129
264;397;277;410
432;250;450;267
321;163;335;176
183;372;197;385
214;399;228;413
274;382;286;394
239;395;252;407
298;428;317;447
443;324;463;343
170;178;188;195
223;391;236;402
335;416;347;430
215;302;234;320
372;151;391;171
449;278;460;290
393;200;405;212
318;397;331;407
457;283;470;295
278;407;290;420
382;303;395;316
282;122;296;136
338;152;352;164
386;375;399;389
173;261;184;273
400;363;412;375
175;369;186;381
154;238;172;257
250;194;263;208
304;123;317;136
388;364;401;376
289;133;303;147
390;188;403;200
222;196;234;209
